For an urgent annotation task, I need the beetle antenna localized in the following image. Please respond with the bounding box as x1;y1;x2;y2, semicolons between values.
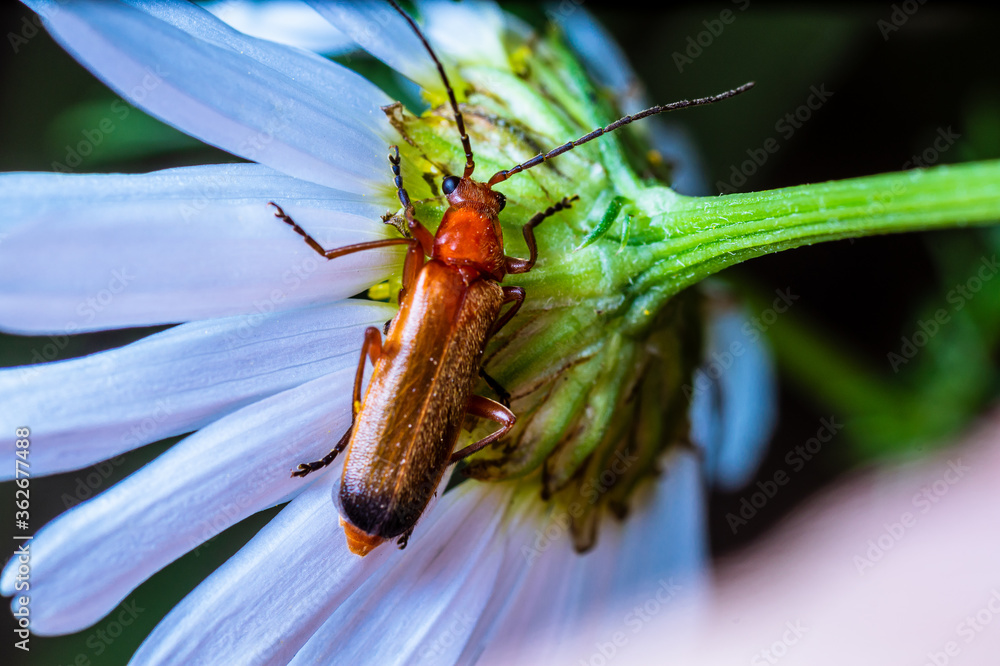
387;0;476;179
488;81;756;186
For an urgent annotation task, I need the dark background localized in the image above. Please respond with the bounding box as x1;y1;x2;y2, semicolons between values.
0;2;998;664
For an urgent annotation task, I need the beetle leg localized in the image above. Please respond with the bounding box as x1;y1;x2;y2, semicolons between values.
396;525;416;550
448;395;516;463
291;427;351;478
291;327;383;478
353;327;382;418
505;195;579;274
478;367;511;408
490;286;525;338
269;201;419;260
397;237;426;305
474;286;525;407
388;146;435;256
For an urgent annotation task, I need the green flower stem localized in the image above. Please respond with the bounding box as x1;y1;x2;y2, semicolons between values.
627;160;1000;334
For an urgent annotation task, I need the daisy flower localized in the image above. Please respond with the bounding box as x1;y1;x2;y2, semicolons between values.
2;2;1000;665
0;1;775;662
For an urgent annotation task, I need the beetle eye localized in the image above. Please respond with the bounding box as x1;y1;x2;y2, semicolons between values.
442;176;460;195
496;192;506;211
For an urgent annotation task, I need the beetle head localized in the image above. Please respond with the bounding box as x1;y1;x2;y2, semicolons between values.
441;175;507;218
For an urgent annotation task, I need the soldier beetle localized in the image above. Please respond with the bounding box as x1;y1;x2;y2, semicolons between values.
277;0;755;556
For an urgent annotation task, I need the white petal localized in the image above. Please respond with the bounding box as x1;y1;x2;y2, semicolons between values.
714;313;777;489
477;503;579;662
418;1;507;69
688;364;722;471
127;474;382;665
307;1;509;93
478;450;708;663
0;163;392;228
406;545;504;665
525;542;592;662
557;511;629;631
479;451;709;665
0;366;358;634
454;496;539;664
124;0;385;126
305;1;438;90
290;483;511;665
203;0;356;54
0;165;401;333
606;451;708;599
692;300;778;490
26;0;394;192
0;299;395;479
129;469;455;665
